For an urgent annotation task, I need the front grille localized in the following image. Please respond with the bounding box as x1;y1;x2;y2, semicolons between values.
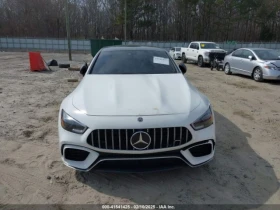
87;127;192;151
93;158;186;172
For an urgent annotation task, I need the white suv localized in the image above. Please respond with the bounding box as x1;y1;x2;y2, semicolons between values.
182;42;225;67
169;47;184;60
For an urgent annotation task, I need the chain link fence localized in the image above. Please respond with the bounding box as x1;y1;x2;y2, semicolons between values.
1;37;280;53
0;37;91;53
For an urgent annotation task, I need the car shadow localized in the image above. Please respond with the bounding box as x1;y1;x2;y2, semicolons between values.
75;111;279;205
229;73;280;85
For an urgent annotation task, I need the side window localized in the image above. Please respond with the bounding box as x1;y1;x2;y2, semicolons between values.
242;50;254;59
232;49;243;57
190;43;195;49
171;48;175;51
175;48;181;52
195;43;199;50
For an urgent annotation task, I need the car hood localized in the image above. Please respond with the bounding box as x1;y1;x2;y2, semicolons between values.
72;74;202;116
202;49;225;53
264;60;280;67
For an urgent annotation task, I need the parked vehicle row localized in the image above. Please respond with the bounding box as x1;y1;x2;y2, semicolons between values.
169;42;280;82
224;48;280;81
169;42;226;67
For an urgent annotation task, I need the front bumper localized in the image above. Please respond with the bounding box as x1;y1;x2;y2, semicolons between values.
61;139;215;172
174;54;181;59
203;56;210;64
59;123;216;172
262;68;280;80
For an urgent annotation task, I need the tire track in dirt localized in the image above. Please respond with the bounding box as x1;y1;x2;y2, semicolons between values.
0;164;65;204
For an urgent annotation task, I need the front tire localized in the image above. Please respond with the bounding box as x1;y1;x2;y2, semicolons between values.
198;56;204;67
210;61;214;71
224;63;232;75
182;54;187;63
253;67;263;82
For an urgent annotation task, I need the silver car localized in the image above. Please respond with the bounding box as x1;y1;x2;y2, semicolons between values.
223;48;280;81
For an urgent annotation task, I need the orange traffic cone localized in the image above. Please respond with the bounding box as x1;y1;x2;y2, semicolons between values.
29;52;47;71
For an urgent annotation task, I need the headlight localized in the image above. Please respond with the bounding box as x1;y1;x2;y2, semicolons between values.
61;110;87;134
204;52;210;56
264;65;278;71
191;106;213;130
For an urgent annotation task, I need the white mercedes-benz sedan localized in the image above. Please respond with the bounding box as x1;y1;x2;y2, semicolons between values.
58;46;216;172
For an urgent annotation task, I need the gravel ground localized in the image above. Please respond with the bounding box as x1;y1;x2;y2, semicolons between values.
0;52;279;205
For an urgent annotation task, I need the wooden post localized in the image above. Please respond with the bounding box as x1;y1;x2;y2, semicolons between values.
65;0;72;61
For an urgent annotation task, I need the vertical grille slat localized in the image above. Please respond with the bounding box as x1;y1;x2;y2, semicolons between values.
98;130;101;148
173;127;176;146
111;129;114;149
160;128;163;148
87;127;192;151
179;127;182;145
126;129;128;150
104;130;107;149
167;128;169;148
119;129;121;150
154;128;156;149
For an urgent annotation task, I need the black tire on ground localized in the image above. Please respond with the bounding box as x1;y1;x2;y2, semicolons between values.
210;61;214;71
253;67;264;82
224;63;232;75
47;59;58;66
182;54;187;63
59;64;70;68
198;56;204;67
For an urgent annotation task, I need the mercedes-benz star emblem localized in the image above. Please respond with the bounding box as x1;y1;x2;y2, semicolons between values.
138;117;143;122
130;131;151;150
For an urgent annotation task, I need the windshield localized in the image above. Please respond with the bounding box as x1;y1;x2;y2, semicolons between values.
200;43;220;49
90;50;178;74
253;49;280;60
175;48;181;52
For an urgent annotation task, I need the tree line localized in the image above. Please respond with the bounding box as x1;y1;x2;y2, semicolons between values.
0;0;280;42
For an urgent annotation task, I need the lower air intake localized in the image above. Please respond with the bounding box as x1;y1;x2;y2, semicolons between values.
64;148;89;161
189;143;212;157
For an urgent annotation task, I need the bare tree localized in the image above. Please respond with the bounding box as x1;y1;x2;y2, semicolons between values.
0;0;280;41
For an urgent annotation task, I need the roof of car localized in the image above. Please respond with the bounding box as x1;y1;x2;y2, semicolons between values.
102;45;166;52
191;41;216;43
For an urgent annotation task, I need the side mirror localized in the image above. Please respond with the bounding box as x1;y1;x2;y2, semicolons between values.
179;62;187;74
196;46;199;50
248;56;255;60
80;63;88;76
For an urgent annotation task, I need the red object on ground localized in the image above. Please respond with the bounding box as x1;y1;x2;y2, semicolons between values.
29;52;46;71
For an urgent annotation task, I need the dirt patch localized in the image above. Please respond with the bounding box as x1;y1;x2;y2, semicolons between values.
41;116;54;123
233;110;255;121
226;81;260;90
22;130;34;138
